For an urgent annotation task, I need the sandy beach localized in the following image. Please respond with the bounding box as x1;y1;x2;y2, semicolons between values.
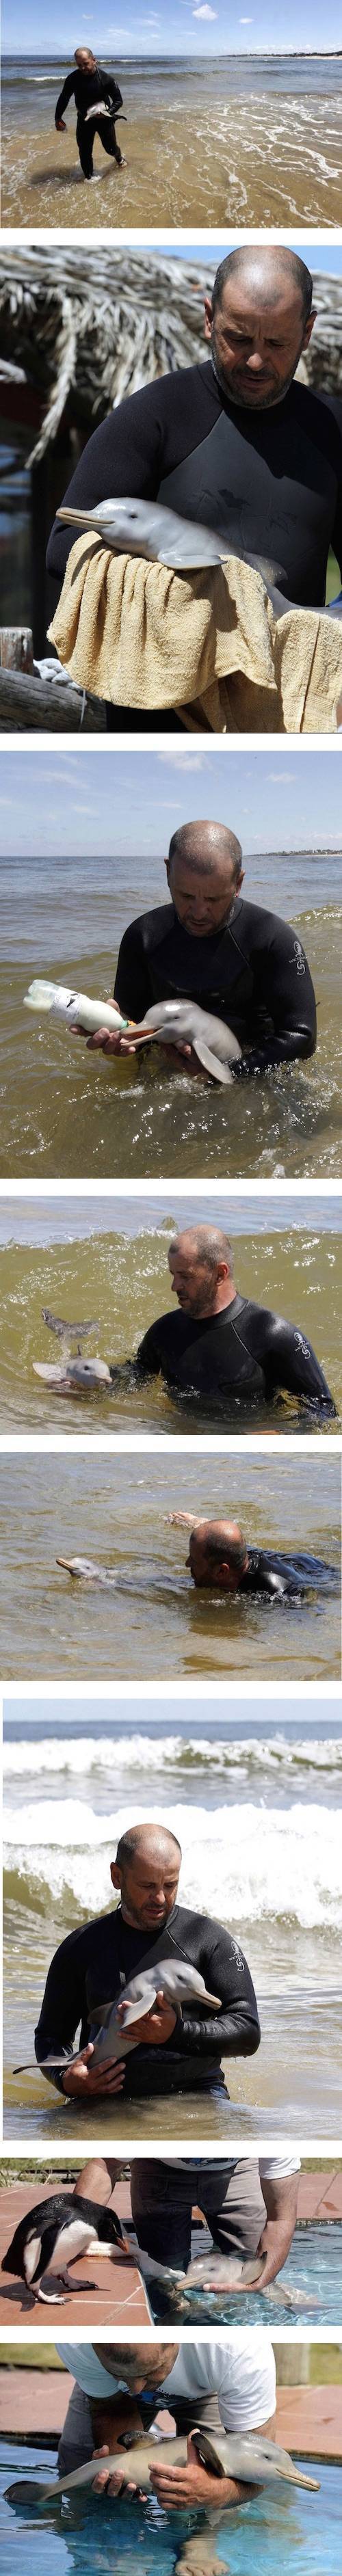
2;55;342;227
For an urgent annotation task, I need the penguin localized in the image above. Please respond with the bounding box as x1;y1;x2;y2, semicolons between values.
1;2192;131;2303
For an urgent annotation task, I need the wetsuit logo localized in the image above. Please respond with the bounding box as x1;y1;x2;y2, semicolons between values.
289;939;305;977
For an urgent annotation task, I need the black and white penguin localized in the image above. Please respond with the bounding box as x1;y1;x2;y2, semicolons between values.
1;2192;131;2303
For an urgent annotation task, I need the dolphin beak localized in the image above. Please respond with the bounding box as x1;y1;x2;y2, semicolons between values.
283;2467;320;2491
202;1990;222;2009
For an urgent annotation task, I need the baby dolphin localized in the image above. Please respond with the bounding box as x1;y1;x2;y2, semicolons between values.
1;2192;131;2305
131;999;241;1084
56;498;298;604
14;1957;221;2080
56;1553;116;1581
5;2424;319;2510
57;496;232;572
34;1311;111;1395
145;2249;318;2318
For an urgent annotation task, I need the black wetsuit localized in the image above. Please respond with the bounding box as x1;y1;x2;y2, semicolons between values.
35;1901;260;2099
46;358;342;729
114;893;317;1076
55;64;122;176
235;1548;336;1597
133;1294;334;1415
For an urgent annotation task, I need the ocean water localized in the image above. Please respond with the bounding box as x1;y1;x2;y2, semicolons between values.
3;1701;342;2138
1;1210;341;1435
0;2444;340;2576
0;1451;340;1683
1;853;341;1180
2;55;342;228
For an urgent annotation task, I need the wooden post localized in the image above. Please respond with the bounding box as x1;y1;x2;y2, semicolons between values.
276;2344;311;2385
0;627;34;673
0;665;105;729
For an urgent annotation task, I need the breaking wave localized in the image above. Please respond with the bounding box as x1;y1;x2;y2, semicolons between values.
3;1797;342;1931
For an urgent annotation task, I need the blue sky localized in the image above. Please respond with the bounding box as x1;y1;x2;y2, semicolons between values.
1;747;341;857
3;0;342;55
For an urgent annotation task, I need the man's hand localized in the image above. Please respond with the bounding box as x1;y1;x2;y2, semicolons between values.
55;118;66;129
117;1989;176;2048
61;2042;126;2097
157;1042;205;1079
166;1512;198;1530
90;2445;146;2499
150;2435;258;2512
85;1027;138;1056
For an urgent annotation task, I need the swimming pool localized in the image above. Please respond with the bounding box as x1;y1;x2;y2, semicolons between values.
148;2221;342;2328
1;2444;340;2576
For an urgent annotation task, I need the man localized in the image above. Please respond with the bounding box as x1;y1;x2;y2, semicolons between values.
116;1221;334;1417
170;1514;337;1599
55;46;124;183
34;1822;260;2101
82;820;317;1079
73;2151;300;2292
47;244;342;729
55;2332;277;2562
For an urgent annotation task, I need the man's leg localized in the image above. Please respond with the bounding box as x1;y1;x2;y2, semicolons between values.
131;2160;192;2270
98;113;123;165
58;2385;94;2473
200;2158;265;2259
76;114;94;177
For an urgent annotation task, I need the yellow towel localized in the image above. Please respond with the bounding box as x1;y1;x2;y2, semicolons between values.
49;533;342;734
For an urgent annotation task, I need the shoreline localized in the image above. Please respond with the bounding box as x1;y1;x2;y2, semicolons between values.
2;89;342;227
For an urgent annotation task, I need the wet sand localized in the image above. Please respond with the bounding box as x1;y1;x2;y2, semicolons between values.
3;90;342;228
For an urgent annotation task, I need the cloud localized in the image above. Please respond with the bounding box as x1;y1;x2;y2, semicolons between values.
157;748;207;770
239;16;254;21
192;5;218;16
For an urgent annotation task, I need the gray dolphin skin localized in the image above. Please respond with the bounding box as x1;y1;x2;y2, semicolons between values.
34;1311;111;1394
131;999;241;1084
141;2247;318;2318
57;497;233;572
56;1553;116;1581
5;2424;319;2510
14;1956;221;2079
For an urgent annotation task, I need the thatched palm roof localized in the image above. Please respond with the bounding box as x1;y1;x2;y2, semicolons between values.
0;245;341;464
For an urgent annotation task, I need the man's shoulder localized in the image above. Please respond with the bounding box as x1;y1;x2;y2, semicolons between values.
120;901;174;950
122;358;215;420
57;1909;114;1959
231;895;289;945
293;378;342;445
176;1901;237;1953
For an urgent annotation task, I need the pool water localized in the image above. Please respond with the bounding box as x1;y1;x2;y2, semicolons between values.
147;2221;342;2327
0;2445;340;2576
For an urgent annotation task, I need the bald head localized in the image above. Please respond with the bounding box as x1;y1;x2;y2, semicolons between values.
166;820;243;936
111;1821;181;1931
168;1224;235;1320
189;1518;249;1591
205;245;316;412
93;2342;179;2391
75;44;96;66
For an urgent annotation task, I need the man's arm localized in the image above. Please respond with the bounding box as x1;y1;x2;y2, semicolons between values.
55;74;75;122
255;2172;299;2288
171;1929;261;2060
262;1311;336;1414
47;384;168;591
35;1927;86;2092
232;916;317;1078
35;1935;127;2097
114;922;154;1021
